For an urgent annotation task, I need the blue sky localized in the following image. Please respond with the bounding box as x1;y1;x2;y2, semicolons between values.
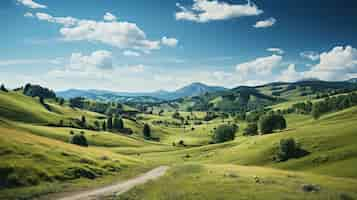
1;0;357;92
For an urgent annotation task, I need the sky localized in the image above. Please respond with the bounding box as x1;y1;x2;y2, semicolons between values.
1;0;357;92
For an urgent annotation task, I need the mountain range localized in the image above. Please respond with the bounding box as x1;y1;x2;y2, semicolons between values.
56;82;227;102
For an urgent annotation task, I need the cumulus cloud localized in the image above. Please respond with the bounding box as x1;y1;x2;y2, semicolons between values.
103;12;117;21
253;17;276;28
278;64;302;82
0;58;62;66
123;50;141;57
304;46;357;80
300;51;320;61
36;12;77;26
24;12;34;18
17;0;47;9
32;12;164;52
161;37;178;47
235;54;282;85
236;54;282;76
67;50;113;71
175;0;263;23
267;48;284;55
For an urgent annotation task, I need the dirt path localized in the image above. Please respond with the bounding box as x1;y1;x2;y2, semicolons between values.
56;166;169;200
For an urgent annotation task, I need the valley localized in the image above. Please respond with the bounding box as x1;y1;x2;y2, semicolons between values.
1;81;357;200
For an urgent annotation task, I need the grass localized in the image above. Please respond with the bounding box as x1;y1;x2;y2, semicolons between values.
0;122;144;199
118;163;357;200
2;90;357;199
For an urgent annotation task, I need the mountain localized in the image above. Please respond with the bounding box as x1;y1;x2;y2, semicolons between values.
56;82;227;102
347;78;357;83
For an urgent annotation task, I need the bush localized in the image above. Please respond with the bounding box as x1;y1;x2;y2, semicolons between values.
143;124;151;138
0;84;8;92
275;138;308;162
259;114;286;134
212;124;237;143
70;134;88;147
243;123;258;136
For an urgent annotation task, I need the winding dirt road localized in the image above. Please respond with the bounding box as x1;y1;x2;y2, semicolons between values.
56;166;169;200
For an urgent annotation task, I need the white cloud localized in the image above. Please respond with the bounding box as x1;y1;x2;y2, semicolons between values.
175;0;263;23
128;64;145;73
300;51;319;61
66;50;113;71
123;50;141;57
267;48;284;55
33;12;163;52
0;58;62;66
17;0;47;9
235;54;282;85
24;12;34;18
253;17;276;28
236;54;282;76
36;12;77;26
278;64;302;82
161;37;178;47
304;46;357;80
103;12;117;21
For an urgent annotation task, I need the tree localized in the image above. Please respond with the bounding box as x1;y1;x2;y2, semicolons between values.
143;124;151;138
275;138;305;162
70;133;88;147
102;121;107;131
69;97;85;108
243;123;258;136
59;98;65;105
94;120;100;130
81;116;86;127
212;124;237;143
107;115;113;130
0;84;8;92
259;114;287;134
113;117;124;130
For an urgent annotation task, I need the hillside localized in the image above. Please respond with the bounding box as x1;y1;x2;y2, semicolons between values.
1;84;357;199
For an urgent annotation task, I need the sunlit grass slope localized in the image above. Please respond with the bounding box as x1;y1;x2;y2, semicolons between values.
141;107;357;179
118;164;357;200
0;121;142;199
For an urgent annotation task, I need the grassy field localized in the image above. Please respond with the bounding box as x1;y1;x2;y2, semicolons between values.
1;90;357;199
118;164;357;200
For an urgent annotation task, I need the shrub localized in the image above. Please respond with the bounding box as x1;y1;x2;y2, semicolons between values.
243;123;258;136
212;124;237;143
143;123;151;138
259;114;286;134
275;138;308;162
0;84;8;92
70;134;88;147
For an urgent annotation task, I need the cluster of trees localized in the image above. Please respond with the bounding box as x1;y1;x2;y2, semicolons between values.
312;93;357;119
70;131;88;147
259;113;286;134
243;123;258;136
203;112;218;121
291;101;313;114
212;124;238;143
69;97;125;117
242;113;287;136
23;84;56;99
0;84;8;92
275;138;308;162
